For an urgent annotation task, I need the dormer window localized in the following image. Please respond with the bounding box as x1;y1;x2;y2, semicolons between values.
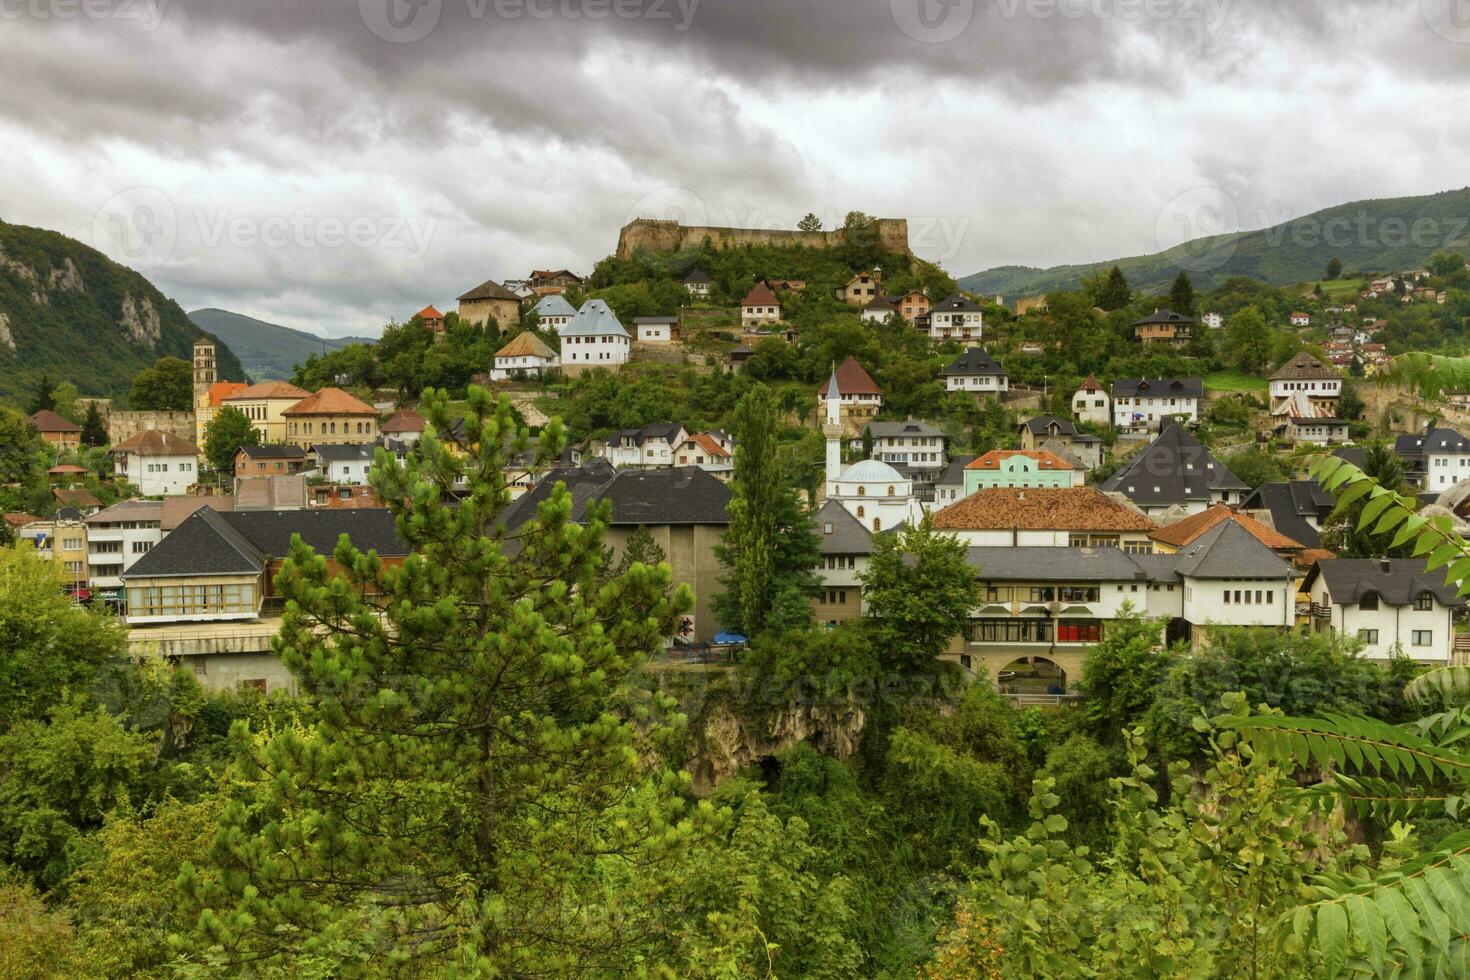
1360;592;1380;611
1416;592;1434;611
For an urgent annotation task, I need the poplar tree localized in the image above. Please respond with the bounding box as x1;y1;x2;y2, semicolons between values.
179;387;707;973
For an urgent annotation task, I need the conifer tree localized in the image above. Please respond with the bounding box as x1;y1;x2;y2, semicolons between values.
179;387;706;973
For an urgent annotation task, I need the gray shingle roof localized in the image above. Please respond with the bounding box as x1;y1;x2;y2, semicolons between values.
1100;420;1247;506
501;464;731;529
1111;377;1203;398
964;546;1148;582
239;444;307;459
940;348;1006;377
864;419;944;439
531;294;577;318
561;299;629;338
815;500;873;555
936;455;976;488
458;278;520;302
1306;558;1465;607
1131;309;1194;326
122;508;408;579
932;292;983;313
1019;415;1078;437
313;443;377;463
1171;520;1296;580
1239;481;1333;549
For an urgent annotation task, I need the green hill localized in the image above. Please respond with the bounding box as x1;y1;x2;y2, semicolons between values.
961;186;1470;300
188;308;369;380
0;220;244;407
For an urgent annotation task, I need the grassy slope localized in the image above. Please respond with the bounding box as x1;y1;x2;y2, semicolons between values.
962;187;1470;299
188;308;368;380
0;221;244;406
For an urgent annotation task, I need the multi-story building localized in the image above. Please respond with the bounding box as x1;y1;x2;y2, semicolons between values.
963;450;1085;493
861;419;948;474
283;388;379;446
313;443;378;485
1016;415;1103;469
932;486;1157;550
17;516;90;595
234;445;309;480
927;293;984;342
818;356;884;422
1304;558;1466;664
559;299;631;371
222;381;312;443
682;267;712;297
812;500;872;628
940;348;1008;398
456;277;522;330
601;423;689;469
1268;352;1342;411
192;339;248;448
530;293;577;333
741;282;783;328
839;272;881;306
490;332;559;380
25;410;80;450
1111;378;1202;433
1394;425;1470;492
84;499;163;597
1131;309;1194;346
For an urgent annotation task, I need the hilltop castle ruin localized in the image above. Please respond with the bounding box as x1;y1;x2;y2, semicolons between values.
615;217;911;261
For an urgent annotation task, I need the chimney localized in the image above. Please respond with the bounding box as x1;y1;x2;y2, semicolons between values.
1379;559;1391;574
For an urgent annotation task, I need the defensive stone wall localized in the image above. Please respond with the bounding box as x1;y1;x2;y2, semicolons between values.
616;217;911;260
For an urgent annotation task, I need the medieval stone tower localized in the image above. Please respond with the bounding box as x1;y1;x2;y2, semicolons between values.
193;339;216;446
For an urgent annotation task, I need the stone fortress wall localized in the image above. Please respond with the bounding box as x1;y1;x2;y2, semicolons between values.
616;218;911;261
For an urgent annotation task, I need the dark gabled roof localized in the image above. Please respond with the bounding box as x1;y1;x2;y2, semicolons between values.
1171;520;1297;580
1131;309;1195;327
608;422;686;447
313;443;377;462
1270;352;1339;381
863;419;944;439
815;500;873;555
501;464;731;530
239;444;308;459
936;455;977;488
1111;377;1204;398
458;277;520;302
1127;553;1184;584
931;292;983;313
1018;414;1078;437
1100;420;1247;506
633;316;678;325
964;546;1147;582
940;347;1006;377
124;508;265;578
1238;481;1334;549
1406;427;1470;455
682;266;712;284
122;508;408;580
1305;558;1465;608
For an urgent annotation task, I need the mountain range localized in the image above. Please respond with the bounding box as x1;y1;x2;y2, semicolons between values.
960;187;1470;300
187;308;372;380
0;220;243;408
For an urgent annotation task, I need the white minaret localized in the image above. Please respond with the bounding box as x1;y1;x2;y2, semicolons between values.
823;370;843;496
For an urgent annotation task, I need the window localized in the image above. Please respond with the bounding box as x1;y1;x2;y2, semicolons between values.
1360;592;1379;610
856;506;864;518
1357;629;1380;644
1416;592;1434;611
1413;630;1433;647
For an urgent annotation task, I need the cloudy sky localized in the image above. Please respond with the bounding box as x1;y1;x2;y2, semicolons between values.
2;0;1468;337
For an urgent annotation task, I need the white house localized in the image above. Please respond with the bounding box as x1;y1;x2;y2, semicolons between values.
1100;420;1249;516
313;443;377;485
530;294;577;333
1305;558;1465;664
1290;312;1312;327
1071;375;1111;427
741;282;782;327
823;377;923;533
560;299;630;369
674;432;734;479
860;295;897;325
601;423;689;469
1111;377;1203;433
861;419;948;474
1268;352;1342;409
1202;311;1224;330
683;267;712;297
634;316;677;343
111;429;200;495
490;331;560;380
928;293;984;342
940;348;1008;397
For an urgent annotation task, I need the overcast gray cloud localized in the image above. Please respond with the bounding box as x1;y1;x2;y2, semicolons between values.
0;0;1466;336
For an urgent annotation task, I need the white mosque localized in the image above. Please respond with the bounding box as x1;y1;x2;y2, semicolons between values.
823;371;925;533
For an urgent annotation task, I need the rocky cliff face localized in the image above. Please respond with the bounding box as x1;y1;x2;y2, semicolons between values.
674;678;868;793
0;220;243;406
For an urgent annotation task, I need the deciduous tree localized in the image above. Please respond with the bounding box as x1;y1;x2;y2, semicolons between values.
201;404;260;473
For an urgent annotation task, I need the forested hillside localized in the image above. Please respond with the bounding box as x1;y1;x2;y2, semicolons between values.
0;221;242;406
963;186;1470;298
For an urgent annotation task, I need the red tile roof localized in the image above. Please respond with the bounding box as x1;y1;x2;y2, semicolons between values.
932;487;1157;531
26;409;80;433
818;356;883;398
283;387;377;417
416;305;444;320
208;381;249;406
965;449;1081;472
380;408;427;434
685;432;732;459
1148;503;1304;552
225;381;311;401
741;282;780;307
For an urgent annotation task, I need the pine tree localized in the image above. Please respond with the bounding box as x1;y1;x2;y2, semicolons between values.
797;213;822;232
79;403;107;447
1167;271;1196;316
614;524;666;577
178;387;705;973
1326;256;1343;279
26;374;55;415
1095;266;1132;311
